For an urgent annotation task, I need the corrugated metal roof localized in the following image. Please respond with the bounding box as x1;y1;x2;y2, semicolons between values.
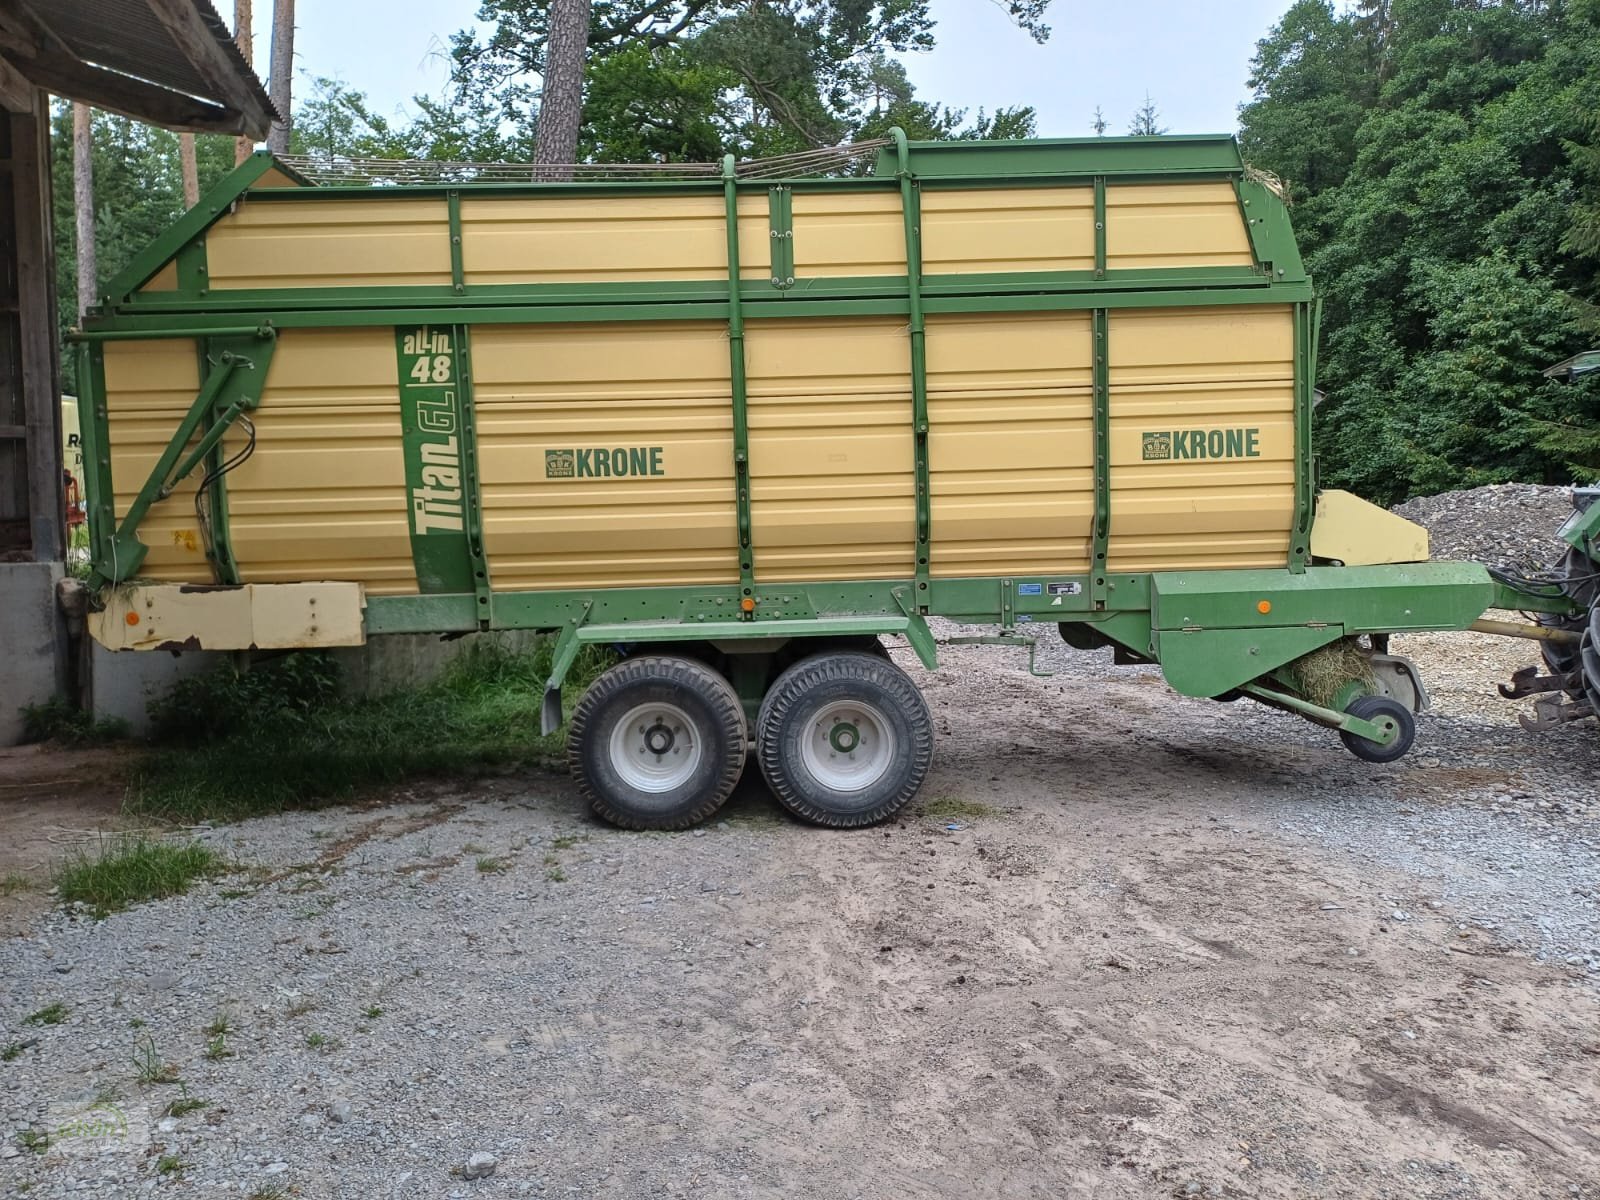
18;0;275;135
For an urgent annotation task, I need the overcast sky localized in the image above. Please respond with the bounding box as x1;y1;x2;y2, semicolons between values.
255;0;1293;142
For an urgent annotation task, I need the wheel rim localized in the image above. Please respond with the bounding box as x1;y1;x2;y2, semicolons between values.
799;700;896;793
608;702;704;793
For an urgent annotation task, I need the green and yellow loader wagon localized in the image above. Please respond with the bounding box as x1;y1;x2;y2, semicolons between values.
72;133;1591;829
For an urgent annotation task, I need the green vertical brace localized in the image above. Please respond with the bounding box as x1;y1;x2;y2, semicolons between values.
456;325;494;624
1289;301;1314;572
448;190;465;294
394;325;490;611
176;238;209;299
893;128;932;608
76;342;117;583
723;156;756;598
767;184;794;291
1093;175;1107;279
1091;309;1111;607
196;337;240;584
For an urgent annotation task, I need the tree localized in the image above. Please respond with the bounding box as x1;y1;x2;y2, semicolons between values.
535;0;591;175
234;0;254;164
268;0;295;154
1127;93;1166;136
1241;0;1600;499
72;104;96;318
448;1;1056;158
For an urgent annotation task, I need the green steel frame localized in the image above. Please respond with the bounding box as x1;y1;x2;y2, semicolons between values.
73;130;1534;731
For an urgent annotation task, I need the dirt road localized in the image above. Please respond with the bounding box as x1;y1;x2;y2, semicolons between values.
3;629;1599;1198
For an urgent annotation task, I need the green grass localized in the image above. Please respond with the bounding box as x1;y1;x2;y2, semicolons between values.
363;1005;384;1019
126;642;615;824
1;872;33;896
247;1185;290;1200
304;1032;338;1050
919;797;1000;821
550;834;588;850
546;867;568;883
162;1091;209;1118
475;856;507;874
17;1129;48;1153
203;1010;232;1037
54;838;224;918
131;1035;180;1085
18;697;128;746
23;1003;67;1026
2;1041;27;1061
202;1033;232;1061
156;1154;187;1175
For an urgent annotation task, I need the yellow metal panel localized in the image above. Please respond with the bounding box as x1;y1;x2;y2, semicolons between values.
922;187;1095;275
745;317;914;581
1105;183;1254;271
104;339;210;583
790;191;906;279
1311;489;1430;565
142;260;179;292
224;330;418;594
89;582;365;651
925;311;1095;577
474;322;739;590
462;194;739;286
103;332;418;595
1107;305;1296;572
207;197;451;290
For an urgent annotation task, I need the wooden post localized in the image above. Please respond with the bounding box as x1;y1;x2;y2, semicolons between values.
234;0;254;164
267;0;294;154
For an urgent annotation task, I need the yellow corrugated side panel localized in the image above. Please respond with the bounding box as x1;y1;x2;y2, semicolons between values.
746;317;914;582
474;322;739;590
925;312;1095;577
922;187;1095;274
207;197;452;290
790;191;906;278
1105;183;1254;271
461;194;766;286
222;330;418;594
105;340;210;583
1107;305;1296;572
141;260;179;292
104;332;417;594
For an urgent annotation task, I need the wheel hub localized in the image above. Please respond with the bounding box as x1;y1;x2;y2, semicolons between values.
608;702;703;793
800;701;895;793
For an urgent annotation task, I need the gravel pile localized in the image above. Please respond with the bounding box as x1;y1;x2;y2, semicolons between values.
1392;482;1577;567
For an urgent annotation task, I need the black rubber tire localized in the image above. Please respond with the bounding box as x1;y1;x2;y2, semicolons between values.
756;651;933;828
1581;598;1600;715
567;656;747;831
1338;694;1416;764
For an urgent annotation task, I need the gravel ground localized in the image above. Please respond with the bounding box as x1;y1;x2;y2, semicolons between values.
3;488;1600;1199
1392;482;1576;566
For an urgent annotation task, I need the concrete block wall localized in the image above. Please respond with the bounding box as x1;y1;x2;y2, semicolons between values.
0;562;67;745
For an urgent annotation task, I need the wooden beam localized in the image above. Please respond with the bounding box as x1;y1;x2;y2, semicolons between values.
11;106;64;561
23;59;245;133
144;0;274;140
0;53;35;112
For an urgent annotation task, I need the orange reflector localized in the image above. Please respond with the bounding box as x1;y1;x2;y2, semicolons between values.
1257;600;1272;615
125;611;141;626
740;597;756;613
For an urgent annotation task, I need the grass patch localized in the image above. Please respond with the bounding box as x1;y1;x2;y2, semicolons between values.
127;641;615;824
17;1128;48;1153
1;872;33;896
2;1041;28;1061
475;856;507;875
162;1090;209;1118
131;1035;180;1085
362;1005;383;1019
546;867;568;883
23;1002;67;1026
203;1010;232;1037
920;797;1000;820
304;1032;339;1050
156;1154;187;1175
247;1184;290;1200
55;838;224;918
18;697;127;746
550;834;588;851
202;1033;232;1061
